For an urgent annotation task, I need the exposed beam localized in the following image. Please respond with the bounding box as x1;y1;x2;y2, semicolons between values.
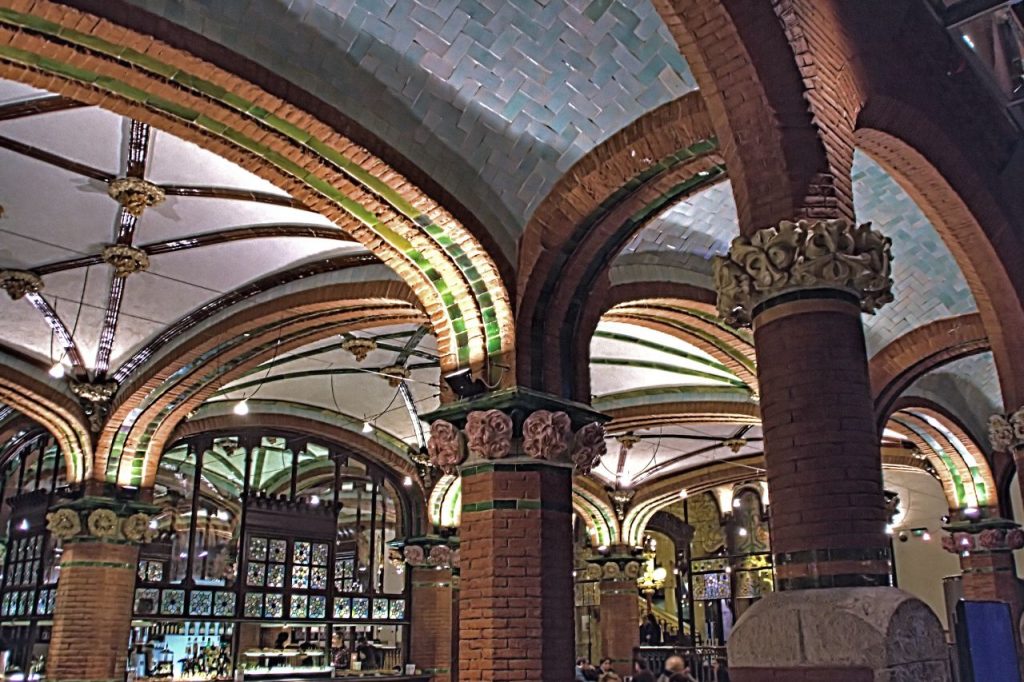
0;94;86;121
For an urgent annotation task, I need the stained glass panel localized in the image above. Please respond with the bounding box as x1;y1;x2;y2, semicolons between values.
160;589;185;615
269;540;287;563
372;598;389;620
312;543;329;566
309;595;326;619
244;593;263;617
248;537;267;562
693;572;731;600
134;588;159;615
267;564;285;588
389;599;405;620
189;590;213;616
214;592;236;617
352;597;369;619
311;567;327;590
290;594;308;618
294;542;311;564
265;594;283;618
246;563;266;587
292;566;309;589
333;598;351;619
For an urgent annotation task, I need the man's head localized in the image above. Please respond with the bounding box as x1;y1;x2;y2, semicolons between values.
577;657;588;668
664;656;685;673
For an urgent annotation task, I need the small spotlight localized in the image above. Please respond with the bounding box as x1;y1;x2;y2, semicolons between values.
310;495;320;506
885;524;894;535
197;551;208;558
402;476;413;487
921;531;931;542
678;488;688;499
148;519;159;530
960;537;970;547
233;399;249;416
17;519;28;531
737;527;748;537
732;498;741;509
724;566;732;574
362;421;374;433
48;362;65;379
963;506;980;519
597;545;608;553
941;515;950;524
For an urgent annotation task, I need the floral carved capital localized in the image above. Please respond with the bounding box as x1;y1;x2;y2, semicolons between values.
87;508;120;539
522;410;573;461
0;269;43;300
570;422;607;475
102;244;150;278
427;420;465;475
712;219;894;327
465;409;513;460
989;407;1024;453
107;177;165;218
46;508;81;541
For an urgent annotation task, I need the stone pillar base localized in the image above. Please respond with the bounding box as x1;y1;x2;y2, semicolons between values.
727;587;950;682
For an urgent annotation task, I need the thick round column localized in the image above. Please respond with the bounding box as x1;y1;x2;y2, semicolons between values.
754;294;890;588
48;540;140;682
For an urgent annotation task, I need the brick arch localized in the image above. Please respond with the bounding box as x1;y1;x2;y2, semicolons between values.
0;357;92;483
101;282;426;486
605;400;759;436
856;118;1024;410
870;313;990;424
516;92;722;397
170;406;428;536
0;1;513;378
652;0;856;230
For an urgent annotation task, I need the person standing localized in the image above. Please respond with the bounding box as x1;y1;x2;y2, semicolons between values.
640;614;662;645
709;658;730;682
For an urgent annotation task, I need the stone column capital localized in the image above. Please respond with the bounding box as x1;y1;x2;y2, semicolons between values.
712;218;894;327
583;551;644;584
940;517;1024;555
989;407;1024;454
46;495;159;545
393;534;460;570
422;387;608;474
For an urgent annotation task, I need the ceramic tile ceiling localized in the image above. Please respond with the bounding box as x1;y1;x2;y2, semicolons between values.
0;78;364;372
905;351;1003;445
213;323;441;447
120;0;696;258
589;320;744;399
609;151;977;356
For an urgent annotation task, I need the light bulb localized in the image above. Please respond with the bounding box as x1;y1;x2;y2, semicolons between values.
362;421;374;433
732;497;741;509
310;495;321;506
653;567;667;582
921;531;931;542
678;488;688;499
738;527;748;537
402;476;413;487
18;519;28;531
233;399;249;415
48;362;65;379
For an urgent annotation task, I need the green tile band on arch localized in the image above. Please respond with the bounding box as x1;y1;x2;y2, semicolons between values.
59;560;135;570
462;498;574;514
0;7;506;368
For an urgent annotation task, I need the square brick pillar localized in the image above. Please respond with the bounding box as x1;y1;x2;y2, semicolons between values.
460;460;574;680
596;565;641;676
424;388;607;682
48;540;140;682
409;563;457;681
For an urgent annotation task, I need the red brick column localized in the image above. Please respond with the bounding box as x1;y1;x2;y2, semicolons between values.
424;394;606;682
460;460;575;680
409;564;456;682
716;220;950;680
597;569;640;676
754;296;891;588
48;540;140;682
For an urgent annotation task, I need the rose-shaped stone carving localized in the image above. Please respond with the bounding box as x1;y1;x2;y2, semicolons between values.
403;545;425;566
979;528;1006;549
122;513;156;543
1007;528;1024;550
46;508;81;541
624;561;641;580
522;410;572;461
953;532;975;551
570;422;606;474
941;535;957;553
584;563;603;581
427;420;464;475
465;409;513;460
429;544;452;566
602;562;620;579
990;414;1015;452
87;508;120;539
